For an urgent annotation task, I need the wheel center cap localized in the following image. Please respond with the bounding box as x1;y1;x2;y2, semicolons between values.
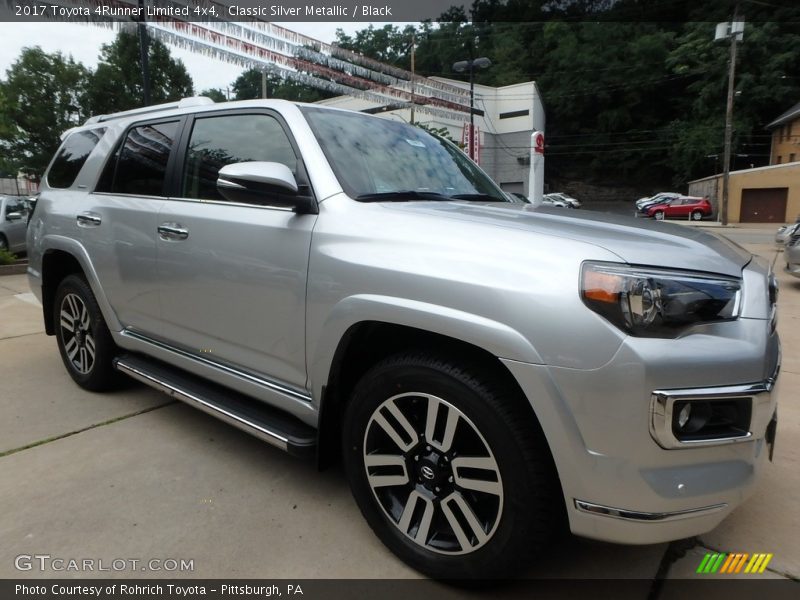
420;465;435;480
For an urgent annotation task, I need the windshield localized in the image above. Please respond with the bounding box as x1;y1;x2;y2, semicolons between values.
300;107;508;202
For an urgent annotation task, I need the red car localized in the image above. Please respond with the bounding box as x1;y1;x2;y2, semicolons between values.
643;195;713;221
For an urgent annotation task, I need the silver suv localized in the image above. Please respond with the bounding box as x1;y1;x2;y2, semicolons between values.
27;98;780;579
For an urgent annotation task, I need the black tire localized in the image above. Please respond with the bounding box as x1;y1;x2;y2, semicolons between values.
342;352;561;579
654;210;665;221
0;234;8;252
691;210;703;221
54;274;120;391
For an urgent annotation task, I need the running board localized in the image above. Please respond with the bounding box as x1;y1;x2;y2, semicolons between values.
114;355;316;458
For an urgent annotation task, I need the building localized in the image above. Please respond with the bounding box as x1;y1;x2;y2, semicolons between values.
687;103;800;223
688;162;800;223
316;77;545;197
766;101;800;165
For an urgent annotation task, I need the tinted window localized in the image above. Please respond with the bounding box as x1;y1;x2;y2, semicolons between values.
47;129;106;188
99;121;179;196
182;114;297;201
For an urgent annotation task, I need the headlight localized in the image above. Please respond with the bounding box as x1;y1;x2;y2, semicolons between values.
581;262;741;337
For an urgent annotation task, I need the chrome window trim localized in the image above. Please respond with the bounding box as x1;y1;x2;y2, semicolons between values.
574;499;728;522
649;379;776;449
120;329;312;404
163;195;296;212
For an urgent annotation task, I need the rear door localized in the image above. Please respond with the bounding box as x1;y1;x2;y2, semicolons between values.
155;109;317;390
81;119;182;334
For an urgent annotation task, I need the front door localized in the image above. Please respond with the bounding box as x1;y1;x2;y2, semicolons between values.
156;110;317;390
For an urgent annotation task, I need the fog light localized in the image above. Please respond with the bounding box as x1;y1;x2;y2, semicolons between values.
678;404;691;429
673;401;711;435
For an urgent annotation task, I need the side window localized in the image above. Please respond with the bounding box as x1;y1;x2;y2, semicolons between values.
97;121;179;196
47;128;106;189
181;113;298;201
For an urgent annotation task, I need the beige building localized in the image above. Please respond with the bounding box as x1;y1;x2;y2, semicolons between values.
767;101;800;165
688;162;800;223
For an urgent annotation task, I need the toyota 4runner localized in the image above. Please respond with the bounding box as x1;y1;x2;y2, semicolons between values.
27;97;780;579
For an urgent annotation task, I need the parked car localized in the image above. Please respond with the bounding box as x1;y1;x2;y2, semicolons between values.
635;192;681;211
28;98;780;579
642;195;713;221
542;193;570;207
547;192;581;208
786;228;800;278
776;216;800;246
0;195;29;253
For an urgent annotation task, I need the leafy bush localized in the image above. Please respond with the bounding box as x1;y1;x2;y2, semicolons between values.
0;249;17;265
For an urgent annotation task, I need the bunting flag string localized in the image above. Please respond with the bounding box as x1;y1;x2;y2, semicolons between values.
5;0;473;119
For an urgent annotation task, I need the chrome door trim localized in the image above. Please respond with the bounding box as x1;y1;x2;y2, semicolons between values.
120;329;312;404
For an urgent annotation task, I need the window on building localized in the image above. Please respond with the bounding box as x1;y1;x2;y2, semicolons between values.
790;153;796;163
777;156;782;164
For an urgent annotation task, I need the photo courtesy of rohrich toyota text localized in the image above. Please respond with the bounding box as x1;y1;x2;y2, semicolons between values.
0;0;798;598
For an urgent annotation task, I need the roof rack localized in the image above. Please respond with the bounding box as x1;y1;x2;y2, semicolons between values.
84;96;215;125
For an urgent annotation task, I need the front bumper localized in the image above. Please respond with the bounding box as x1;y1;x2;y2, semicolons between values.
501;318;780;545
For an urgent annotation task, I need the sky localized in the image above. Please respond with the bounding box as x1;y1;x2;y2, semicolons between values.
0;21;411;93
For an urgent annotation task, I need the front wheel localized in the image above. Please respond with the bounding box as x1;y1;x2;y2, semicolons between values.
54;274;120;391
342;353;561;579
654;210;665;221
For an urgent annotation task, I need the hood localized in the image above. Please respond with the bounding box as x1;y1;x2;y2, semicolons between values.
382;201;752;278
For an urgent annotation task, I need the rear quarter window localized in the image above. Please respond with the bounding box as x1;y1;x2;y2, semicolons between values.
47;128;106;189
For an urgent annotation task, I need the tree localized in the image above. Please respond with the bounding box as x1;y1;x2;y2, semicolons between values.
230;68;332;103
0;47;91;178
86;31;194;115
200;88;227;103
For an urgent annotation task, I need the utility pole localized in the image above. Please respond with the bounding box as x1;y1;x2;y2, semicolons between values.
137;0;151;106
718;5;743;226
409;33;416;125
262;71;268;99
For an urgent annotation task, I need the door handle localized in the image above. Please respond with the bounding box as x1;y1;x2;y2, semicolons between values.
76;212;102;227
158;223;189;241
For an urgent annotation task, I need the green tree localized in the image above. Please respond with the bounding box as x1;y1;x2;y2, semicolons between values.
86;31;194;115
200;88;227;103
0;47;90;178
230;68;332;102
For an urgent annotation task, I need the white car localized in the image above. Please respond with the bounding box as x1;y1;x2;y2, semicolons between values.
776;220;800;246
635;192;681;211
547;192;581;208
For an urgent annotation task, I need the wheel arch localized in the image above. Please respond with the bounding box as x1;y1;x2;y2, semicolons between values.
314;317;550;474
40;237;121;335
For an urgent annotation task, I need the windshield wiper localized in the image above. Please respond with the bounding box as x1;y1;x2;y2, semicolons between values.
449;193;507;202
355;191;454;202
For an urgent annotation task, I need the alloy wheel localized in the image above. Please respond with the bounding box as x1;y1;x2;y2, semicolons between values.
363;392;503;555
59;293;96;374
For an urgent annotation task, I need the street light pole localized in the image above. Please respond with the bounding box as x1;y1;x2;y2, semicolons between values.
453;57;491;161
138;0;151;106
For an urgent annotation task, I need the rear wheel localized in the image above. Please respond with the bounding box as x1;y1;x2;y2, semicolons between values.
654;210;665;221
691;210;703;221
342;353;561;579
54;274;120;391
0;235;8;252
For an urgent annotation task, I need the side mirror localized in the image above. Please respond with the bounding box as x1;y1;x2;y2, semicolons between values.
216;162;317;214
6;211;23;221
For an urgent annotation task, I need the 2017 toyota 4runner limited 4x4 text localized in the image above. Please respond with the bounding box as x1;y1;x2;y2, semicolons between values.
27;97;780;579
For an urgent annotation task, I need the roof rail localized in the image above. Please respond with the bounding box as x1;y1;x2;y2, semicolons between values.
84;96;215;125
